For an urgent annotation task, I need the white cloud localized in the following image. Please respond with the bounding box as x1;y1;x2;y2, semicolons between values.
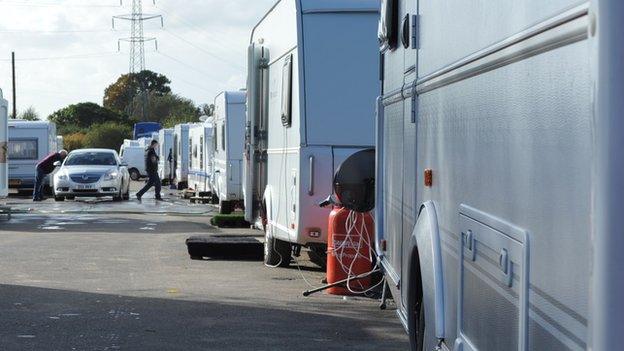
0;0;275;118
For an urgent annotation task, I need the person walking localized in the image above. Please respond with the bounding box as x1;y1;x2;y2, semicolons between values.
33;149;68;202
136;140;163;202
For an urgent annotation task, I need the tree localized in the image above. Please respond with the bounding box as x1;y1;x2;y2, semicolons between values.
63;132;87;152
145;93;199;124
19;106;40;121
48;102;129;135
84;122;132;150
199;103;215;117
103;70;172;116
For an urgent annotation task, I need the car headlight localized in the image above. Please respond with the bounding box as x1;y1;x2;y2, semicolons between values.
104;170;120;181
56;170;69;181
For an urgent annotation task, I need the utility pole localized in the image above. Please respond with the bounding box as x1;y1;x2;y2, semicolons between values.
113;0;163;120
11;52;16;119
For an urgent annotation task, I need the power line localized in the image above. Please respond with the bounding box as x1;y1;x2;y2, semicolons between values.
161;28;243;70
0;1;120;8
156;51;222;81
0;52;120;62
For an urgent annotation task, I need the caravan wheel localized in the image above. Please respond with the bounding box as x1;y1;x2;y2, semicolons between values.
407;248;425;351
129;168;141;181
264;228;291;268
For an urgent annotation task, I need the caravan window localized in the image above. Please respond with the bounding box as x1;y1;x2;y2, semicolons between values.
199;136;204;170
9;139;38;160
221;124;226;151
378;0;399;51
281;55;293;127
189;138;193;168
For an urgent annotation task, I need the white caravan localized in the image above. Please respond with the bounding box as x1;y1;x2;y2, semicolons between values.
56;136;63;152
157;128;174;183
188;123;214;194
0;89;7;198
8;120;57;192
244;0;380;266
375;1;624;351
212;91;246;214
172;123;191;189
119;140;146;181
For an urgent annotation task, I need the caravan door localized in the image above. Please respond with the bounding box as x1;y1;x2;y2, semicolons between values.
244;43;269;223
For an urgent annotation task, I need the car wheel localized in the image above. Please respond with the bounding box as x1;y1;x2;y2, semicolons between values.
264;226;291;268
54;196;65;202
129;168;141;181
66;196;75;201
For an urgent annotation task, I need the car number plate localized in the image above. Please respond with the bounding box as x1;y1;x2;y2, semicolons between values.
76;184;94;190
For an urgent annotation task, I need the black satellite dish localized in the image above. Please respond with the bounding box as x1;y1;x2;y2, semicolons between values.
332;149;375;213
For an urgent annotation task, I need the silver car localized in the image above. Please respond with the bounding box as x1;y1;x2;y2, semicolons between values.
53;149;131;201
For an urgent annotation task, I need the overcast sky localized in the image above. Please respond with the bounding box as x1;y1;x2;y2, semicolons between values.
0;0;275;118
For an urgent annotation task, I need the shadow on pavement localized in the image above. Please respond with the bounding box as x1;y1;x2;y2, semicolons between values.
0;284;408;351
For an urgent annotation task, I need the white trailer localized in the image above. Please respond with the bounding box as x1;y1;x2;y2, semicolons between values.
244;0;380;266
119;140;146;181
8;120;57;192
173;123;191;189
0;89;7;198
188;122;214;194
375;1;624;350
56;136;63;152
212;91;245;214
157;128;174;184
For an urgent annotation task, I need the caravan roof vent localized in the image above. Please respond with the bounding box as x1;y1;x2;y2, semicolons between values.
333;149;375;213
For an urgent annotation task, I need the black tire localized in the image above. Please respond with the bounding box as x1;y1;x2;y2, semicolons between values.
66;196;75;201
44;185;53;196
129;168;141;181
122;190;130;201
219;200;234;215
54;196;65;202
308;246;327;269
211;194;219;205
407;248;425;351
264;229;292;267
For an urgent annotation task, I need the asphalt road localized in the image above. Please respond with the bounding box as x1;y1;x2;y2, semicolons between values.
0;183;408;350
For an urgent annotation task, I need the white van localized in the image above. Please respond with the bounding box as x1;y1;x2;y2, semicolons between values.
244;0;380;266
188;122;214;195
0;89;7;198
157;128;174;184
375;1;623;350
212;91;246;214
172;123;191;189
119;139;146;181
8;120;57;192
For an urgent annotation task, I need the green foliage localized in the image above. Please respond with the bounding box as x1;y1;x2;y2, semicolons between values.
63;132;87;152
210;214;250;228
48;102;129;135
19;106;40;121
84;122;132;150
103;70;172;116
147;93;200;126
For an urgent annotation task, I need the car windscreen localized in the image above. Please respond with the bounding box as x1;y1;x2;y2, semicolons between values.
65;152;117;166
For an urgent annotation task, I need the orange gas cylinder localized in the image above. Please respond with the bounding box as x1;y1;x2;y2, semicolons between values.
326;206;375;295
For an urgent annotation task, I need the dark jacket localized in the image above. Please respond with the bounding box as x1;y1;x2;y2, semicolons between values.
36;152;63;174
145;147;159;174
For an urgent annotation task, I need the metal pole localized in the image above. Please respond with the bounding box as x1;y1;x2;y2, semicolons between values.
11;52;16;119
592;0;624;348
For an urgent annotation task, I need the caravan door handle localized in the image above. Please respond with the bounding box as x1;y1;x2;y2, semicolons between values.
308;156;314;196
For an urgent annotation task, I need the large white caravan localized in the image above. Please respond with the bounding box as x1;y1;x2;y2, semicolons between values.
212;91;245;214
0;89;7;198
188;122;214;194
8;120;57;192
157;128;174;183
375;1;623;350
172;123;191;189
244;0;380;266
